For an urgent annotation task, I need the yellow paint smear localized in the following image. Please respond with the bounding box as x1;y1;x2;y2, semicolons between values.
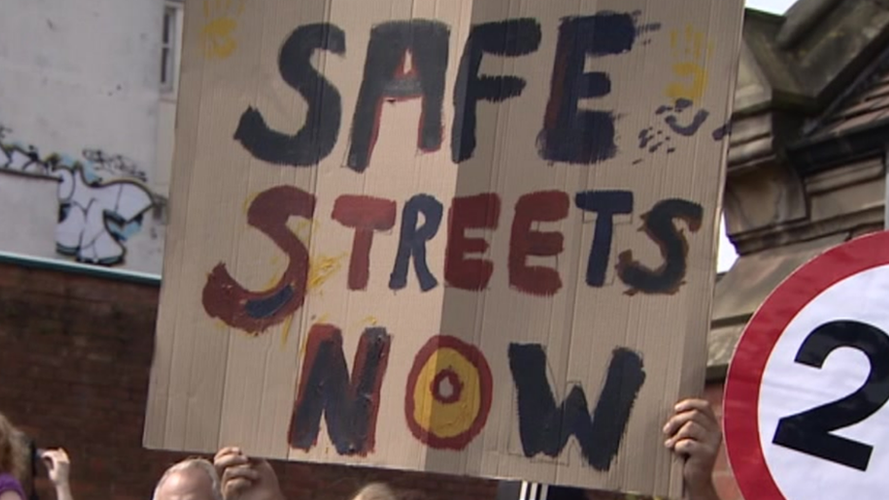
202;18;238;59
349;316;379;332
665;25;714;102
280;314;294;348
308;253;347;292
200;0;246;60
257;250;344;300
241;192;259;214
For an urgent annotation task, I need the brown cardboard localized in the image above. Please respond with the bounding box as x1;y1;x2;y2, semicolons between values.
144;0;744;496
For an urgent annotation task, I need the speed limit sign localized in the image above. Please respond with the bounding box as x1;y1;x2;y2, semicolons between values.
725;231;889;500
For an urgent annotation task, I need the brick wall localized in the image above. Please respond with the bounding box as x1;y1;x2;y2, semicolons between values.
0;260;739;500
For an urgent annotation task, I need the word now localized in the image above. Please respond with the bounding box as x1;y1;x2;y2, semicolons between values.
202;186;703;333
288;324;645;470
234;13;642;170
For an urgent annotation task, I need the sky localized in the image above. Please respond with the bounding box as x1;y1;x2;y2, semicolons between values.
716;218;736;273
716;0;796;272
746;0;796;14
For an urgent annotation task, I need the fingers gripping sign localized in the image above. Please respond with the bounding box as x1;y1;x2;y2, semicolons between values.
214;447;255;497
663;399;722;499
213;447;284;500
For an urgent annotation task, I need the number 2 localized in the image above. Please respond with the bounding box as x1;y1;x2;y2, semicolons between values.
772;320;889;471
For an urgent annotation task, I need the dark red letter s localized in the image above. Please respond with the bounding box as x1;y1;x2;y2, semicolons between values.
202;186;316;334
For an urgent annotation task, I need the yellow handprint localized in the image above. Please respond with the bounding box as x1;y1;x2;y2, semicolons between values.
201;0;245;60
665;25;714;103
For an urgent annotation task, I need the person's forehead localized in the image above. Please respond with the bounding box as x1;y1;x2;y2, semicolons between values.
155;468;215;500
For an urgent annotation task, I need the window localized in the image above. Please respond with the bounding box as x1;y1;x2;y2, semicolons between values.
160;2;183;94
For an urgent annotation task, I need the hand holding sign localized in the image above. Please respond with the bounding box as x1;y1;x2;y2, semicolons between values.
663;399;722;500
214;447;285;500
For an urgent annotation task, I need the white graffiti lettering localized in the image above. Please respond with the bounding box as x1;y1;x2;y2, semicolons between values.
0;125;156;266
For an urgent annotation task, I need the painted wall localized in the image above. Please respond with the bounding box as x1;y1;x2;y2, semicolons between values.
0;0;166;274
0;171;59;258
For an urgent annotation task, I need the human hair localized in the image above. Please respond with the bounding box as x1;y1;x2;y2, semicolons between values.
352;482;397;500
0;413;27;483
152;458;222;500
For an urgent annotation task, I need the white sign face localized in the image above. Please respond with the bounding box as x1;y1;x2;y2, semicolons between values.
760;265;889;498
725;231;889;500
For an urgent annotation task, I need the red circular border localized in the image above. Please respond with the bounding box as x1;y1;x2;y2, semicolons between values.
404;335;493;450
724;231;889;500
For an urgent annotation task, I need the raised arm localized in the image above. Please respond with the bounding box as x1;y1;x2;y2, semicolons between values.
41;449;73;500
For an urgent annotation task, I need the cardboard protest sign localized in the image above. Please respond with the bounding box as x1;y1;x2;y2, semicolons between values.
144;0;744;496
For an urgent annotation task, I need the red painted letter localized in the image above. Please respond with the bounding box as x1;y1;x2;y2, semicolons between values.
509;191;568;296
332;195;397;290
202;186;315;333
445;193;501;290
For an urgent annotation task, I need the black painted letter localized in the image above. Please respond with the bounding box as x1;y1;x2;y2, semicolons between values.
452;20;542;162
389;194;443;292
617;198;703;294
290;324;391;456
538;14;636;164
575;190;634;287
235;24;345;167
348;21;450;172
508;344;645;470
772;320;889;471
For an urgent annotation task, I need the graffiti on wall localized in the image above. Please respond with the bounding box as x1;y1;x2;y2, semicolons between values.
0;125;156;266
82;149;148;182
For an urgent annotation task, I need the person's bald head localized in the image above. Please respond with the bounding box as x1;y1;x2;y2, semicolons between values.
352;483;397;500
153;459;222;500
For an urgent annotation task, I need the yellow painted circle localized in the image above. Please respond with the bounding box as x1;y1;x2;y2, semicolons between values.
411;347;482;439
